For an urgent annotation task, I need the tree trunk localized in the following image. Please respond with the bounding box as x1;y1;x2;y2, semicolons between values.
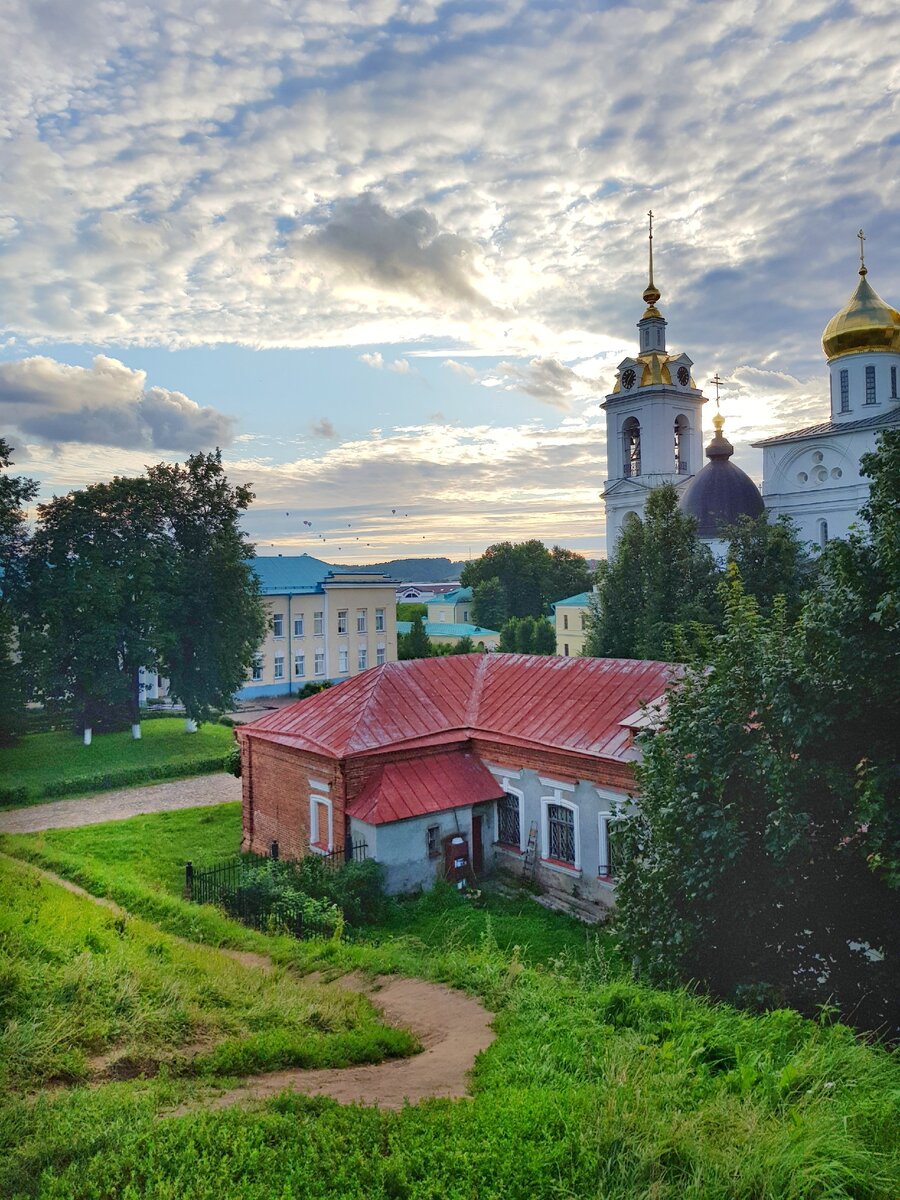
130;664;142;738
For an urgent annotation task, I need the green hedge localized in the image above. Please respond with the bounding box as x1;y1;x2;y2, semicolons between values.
21;707;195;736
38;756;225;800
0;786;29;806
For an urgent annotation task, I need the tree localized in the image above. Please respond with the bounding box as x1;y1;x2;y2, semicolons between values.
585;486;720;660
515;616;537;653
461;540;591;620
0;440;38;743
24;475;169;736
470;577;507;630
450;635;475;654
498;617;521;653
149;452;266;725
725;512;815;620
399;613;431;660
616;566;899;1036
532;617;557;655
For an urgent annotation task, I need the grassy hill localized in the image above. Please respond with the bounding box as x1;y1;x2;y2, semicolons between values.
1;806;898;1200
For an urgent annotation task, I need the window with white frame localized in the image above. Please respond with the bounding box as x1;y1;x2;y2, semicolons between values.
251;654;264;681
356;608;367;633
358;646;368;671
541;794;579;868
272;613;284;638
338;647;349;673
598;814;621;878
496;791;522;849
293;615;304;637
314;649;325;675
309;793;332;851
376;645;386;666
294;653;305;678
337;609;348;634
314;610;324;635
375;608;385;632
426;824;441;859
274;655;285;680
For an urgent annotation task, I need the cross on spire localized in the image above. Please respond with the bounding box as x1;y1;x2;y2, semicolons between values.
712;373;723;409
642;208;661;307
858;228;867;276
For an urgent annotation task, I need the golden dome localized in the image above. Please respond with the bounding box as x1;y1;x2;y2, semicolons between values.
822;270;900;361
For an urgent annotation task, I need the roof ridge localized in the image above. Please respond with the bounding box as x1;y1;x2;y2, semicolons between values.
464;652;490;729
344;663;392;753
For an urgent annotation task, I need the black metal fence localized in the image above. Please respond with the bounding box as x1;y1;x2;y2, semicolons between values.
185;841;368;941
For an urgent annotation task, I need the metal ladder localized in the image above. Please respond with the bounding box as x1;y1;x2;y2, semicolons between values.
522;821;539;880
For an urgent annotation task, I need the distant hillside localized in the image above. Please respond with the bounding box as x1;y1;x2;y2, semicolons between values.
343;557;465;582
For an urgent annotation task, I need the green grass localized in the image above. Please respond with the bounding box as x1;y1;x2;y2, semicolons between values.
0;719;234;806
1;808;899;1199
0;855;416;1093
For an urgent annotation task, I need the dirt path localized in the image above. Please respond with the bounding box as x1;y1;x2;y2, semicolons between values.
2;853;496;1111
0;773;241;833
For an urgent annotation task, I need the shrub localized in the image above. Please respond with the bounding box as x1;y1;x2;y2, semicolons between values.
40;756;224;799
0;786;29;806
223;742;241;777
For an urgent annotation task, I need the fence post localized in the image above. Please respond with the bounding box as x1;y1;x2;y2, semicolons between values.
184;861;193;899
344;829;354;863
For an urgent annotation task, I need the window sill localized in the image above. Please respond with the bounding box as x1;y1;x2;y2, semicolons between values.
310;842;331;855
494;842;524;856
541;857;582;878
596;874;617;886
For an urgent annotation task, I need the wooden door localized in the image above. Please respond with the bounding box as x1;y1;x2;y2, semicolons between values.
471;814;483;875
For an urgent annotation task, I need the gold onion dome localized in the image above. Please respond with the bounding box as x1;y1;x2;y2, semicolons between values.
822;234;900;360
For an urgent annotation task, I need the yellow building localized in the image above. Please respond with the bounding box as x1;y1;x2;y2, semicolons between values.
425;586;473;624
552;591;594;657
238;556;398;697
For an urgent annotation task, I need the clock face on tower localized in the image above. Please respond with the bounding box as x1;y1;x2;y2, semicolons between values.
677;366;690;387
621;368;636;390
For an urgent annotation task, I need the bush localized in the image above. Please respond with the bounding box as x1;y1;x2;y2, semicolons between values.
223;742;241;777
39;756;224;799
290;856;387;926
0;786;29;806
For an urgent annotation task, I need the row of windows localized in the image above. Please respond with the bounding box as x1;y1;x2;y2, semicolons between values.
836;365;897;413
561;613;586;631
272;608;386;638
496;792;621;877
251;645;387;681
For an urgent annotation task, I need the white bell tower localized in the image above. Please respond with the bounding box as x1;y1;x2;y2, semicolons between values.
601;212;707;549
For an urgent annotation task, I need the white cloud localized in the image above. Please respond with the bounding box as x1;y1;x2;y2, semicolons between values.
0;354;234;450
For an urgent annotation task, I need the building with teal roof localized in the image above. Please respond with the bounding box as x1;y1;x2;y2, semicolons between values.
551;589;596;658
397;618;501;652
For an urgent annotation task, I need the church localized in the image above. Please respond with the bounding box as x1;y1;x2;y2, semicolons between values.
602;223;900;552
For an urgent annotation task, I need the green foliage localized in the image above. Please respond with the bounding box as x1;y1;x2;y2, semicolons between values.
616;567;899;1035
461;540;591;620
470;576;508;629
531;616;556;654
0;718;233;805
586;485;720;660
0;439;33;742
395;601;426;622
150;452;267;724
223;742;241;777
498;615;555;655
398;612;431;660
724;512;816;619
450;635;476;654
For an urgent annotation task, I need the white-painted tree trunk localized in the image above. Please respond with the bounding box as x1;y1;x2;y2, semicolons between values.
185;718;198;733
131;723;142;740
83;727;92;746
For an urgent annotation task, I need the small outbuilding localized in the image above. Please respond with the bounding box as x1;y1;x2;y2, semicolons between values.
236;653;672;911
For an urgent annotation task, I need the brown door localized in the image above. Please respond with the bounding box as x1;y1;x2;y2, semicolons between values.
471;814;483;875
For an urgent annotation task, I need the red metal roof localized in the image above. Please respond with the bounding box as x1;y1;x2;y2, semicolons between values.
239;653;674;764
346;749;505;825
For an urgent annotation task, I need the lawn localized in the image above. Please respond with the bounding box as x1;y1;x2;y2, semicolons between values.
2;809;899;1200
0;718;234;806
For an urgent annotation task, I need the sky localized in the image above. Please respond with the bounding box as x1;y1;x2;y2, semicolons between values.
1;0;898;564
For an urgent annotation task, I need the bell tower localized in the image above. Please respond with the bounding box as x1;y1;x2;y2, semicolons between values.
601;213;707;549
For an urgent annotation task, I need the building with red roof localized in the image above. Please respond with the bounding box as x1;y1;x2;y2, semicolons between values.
236;653;672;909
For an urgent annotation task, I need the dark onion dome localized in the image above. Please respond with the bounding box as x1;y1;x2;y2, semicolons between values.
679;413;764;538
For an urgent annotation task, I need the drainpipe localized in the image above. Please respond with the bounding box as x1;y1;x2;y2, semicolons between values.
287;593;293;695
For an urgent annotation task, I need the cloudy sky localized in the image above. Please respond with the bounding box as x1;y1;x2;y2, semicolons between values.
1;0;898;562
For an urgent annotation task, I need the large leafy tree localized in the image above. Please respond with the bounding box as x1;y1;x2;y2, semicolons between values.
0;439;38;742
149;452;266;725
24;475;169;734
617;557;899;1035
461;540;590;620
724;512;816;620
585;485;720;660
398;613;431;660
470;576;507;630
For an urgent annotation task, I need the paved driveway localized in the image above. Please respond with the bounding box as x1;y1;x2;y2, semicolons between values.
0;773;241;834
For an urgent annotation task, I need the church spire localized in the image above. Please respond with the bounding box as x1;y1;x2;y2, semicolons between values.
643;210;661;307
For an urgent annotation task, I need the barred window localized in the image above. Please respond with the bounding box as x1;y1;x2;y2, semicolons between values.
426;824;441;859
497;792;521;848
547;803;576;864
840;369;850;412
598;815;622;878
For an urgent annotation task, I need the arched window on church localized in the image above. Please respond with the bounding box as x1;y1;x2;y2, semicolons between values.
818;519;829;550
622;417;641;477
674;415;689;474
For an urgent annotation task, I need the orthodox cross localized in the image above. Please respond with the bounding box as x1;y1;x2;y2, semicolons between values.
711;373;723;411
858;228;867;274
